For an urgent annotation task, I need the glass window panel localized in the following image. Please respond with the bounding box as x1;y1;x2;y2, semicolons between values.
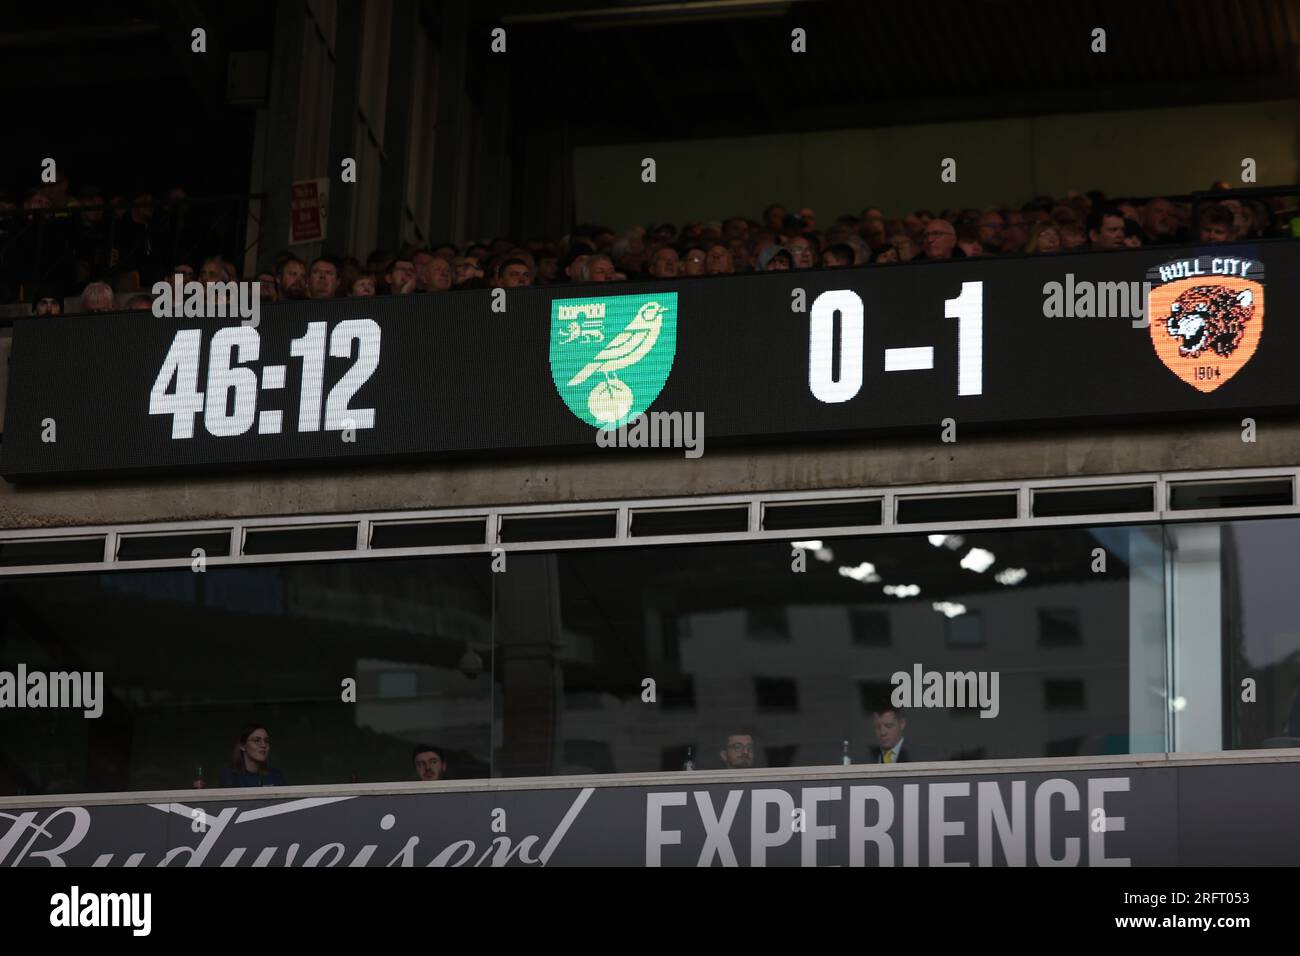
0;555;491;797
491;523;1167;775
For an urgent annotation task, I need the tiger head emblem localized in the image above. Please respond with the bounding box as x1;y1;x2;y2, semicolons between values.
1164;285;1253;359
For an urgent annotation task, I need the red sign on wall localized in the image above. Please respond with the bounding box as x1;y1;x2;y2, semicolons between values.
290;178;329;245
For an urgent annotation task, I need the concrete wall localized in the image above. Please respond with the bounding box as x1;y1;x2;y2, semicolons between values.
2;414;1299;529
574;99;1300;230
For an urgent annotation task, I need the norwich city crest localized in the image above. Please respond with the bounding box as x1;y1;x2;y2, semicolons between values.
549;292;678;429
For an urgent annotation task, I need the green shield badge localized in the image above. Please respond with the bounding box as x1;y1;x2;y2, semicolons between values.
549;292;678;429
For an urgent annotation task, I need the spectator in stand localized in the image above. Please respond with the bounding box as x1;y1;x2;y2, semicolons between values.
1001;210;1028;253
956;224;984;258
494;257;533;288
822;243;855;267
336;256;362;293
412;249;448;292
976;210;1004;253
557;250;589;284
536;250;560;284
719;731;756;770
888;233;917;262
723;216;749;241
413;744;448;782
71;188;114;286
705;241;733;274
277;255;308;300
787;235;816;269
127;293;153;311
255;271;277;303
349;274;376;296
1060;221;1087;250
199;255;226;285
366;248;395;277
31;289;63;316
870;704;918;763
81;281;115;313
873;245;900;264
1025;222;1061;253
1199;203;1235;243
1219;199;1250;240
680;245;706;276
385;256;417;294
1141;197;1179;244
798;207;817;231
308;257;340;299
729;240;752;273
453;256;485;287
757;245;792;271
762;204;786;235
860;216;888;255
646;246;679;280
580;254;616;282
1088;206;1127;249
1122;218;1145;248
220;725;287;788
114;190;155;279
919;219;960;260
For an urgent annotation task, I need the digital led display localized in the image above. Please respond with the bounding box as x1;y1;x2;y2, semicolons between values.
1;241;1297;481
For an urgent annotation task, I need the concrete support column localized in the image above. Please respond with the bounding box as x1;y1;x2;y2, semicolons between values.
257;0;309;266
510;123;574;242
428;0;468;245
469;62;511;241
376;0;418;248
494;553;564;776
327;0;365;254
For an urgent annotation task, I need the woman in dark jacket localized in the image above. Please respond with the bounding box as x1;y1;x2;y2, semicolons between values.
219;725;288;787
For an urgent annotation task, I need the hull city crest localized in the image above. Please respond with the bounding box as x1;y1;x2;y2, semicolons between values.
1146;255;1265;393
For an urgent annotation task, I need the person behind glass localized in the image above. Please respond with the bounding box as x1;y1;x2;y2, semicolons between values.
720;731;755;769
869;704;915;764
413;744;448;782
220;725;287;787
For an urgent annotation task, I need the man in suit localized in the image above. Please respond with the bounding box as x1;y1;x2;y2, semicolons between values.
869;704;916;764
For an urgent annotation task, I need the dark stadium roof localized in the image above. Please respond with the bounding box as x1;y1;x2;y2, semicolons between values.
478;0;1300;143
2;0;1297;189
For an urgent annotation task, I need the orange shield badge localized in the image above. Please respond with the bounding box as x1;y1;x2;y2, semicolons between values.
1147;257;1265;393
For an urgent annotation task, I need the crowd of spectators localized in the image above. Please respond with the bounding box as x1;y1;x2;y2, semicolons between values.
3;175;1295;316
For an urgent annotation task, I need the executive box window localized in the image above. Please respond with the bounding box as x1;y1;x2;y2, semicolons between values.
0;556;492;797
1175;517;1300;752
1;518;1178;794
492;524;1165;775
